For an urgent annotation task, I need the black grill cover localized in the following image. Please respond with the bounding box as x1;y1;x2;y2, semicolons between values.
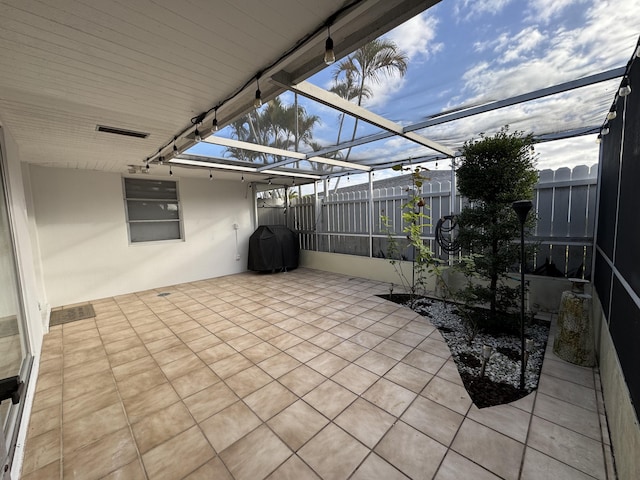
248;225;299;272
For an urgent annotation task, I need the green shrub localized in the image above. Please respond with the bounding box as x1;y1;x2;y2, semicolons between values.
456;126;538;322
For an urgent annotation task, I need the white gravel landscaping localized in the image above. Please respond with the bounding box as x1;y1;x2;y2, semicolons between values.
409;297;550;400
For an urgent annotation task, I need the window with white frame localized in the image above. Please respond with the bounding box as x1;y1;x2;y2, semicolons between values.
123;178;183;243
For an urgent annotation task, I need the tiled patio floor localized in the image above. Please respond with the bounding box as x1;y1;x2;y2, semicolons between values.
21;268;615;479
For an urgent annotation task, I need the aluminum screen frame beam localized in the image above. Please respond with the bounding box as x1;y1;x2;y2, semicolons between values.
170;157;322;180
410;67;626;131
203;136;306;160
202;135;371;172
271;72;456;157
308;66;626;158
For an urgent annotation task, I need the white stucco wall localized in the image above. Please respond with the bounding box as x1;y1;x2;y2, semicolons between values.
19;163;49;329
28;166;254;307
300;250;572;313
1;125;46;480
0;127;44;352
300;250;437;293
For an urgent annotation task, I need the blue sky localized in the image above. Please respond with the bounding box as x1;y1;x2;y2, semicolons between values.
191;0;640;174
307;0;640;171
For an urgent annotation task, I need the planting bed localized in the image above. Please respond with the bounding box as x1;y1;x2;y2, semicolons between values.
381;294;550;408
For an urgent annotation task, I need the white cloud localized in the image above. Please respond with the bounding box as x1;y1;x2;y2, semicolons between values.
327;91;604;172
500;27;546;63
362;13;443;109
474;32;509;53
362;73;405;109
458;0;640;106
310;0;639;172
414;78;616;167
533;135;599;170
454;0;513;22
387;14;443;62
525;0;589;24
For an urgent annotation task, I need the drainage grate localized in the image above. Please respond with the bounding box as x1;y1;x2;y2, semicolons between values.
50;304;96;327
157;292;171;297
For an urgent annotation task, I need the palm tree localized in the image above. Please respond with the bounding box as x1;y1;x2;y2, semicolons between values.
226;98;319;165
334;38;408;102
329;72;371;145
227;115;268;163
227;39;407;186
306;140;345;177
333;38;408;152
330;38;408;190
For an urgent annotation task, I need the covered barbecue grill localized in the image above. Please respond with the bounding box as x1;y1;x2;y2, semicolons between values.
247;225;299;272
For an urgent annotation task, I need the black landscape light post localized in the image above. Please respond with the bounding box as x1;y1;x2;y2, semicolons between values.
512;200;532;391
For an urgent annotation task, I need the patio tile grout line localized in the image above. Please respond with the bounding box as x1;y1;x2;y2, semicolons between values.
138;291;231;476
519;388;538;479
103;294;221;479
100;300;155;479
211;280;405;478
429;350;473;480
96;284;408;473
109;301;153;480
136;292;229;479
520;320;608;480
28;270;614;480
378;291;608;480
149;286;342;479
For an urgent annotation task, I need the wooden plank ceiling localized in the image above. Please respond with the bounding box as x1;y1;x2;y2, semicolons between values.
0;0;437;179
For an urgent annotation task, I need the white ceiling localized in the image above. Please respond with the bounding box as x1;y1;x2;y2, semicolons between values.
0;0;438;180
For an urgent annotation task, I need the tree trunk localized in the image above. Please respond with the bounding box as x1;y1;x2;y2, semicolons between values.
343;76;366;163
247;113;269;165
336;112;345;145
490;215;498;320
333;77;366;193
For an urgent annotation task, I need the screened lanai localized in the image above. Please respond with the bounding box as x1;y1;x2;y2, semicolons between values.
158;3;640;287
163;2;640;186
2;1;640;479
177;69;624;184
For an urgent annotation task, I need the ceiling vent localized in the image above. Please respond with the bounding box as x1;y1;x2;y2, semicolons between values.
96;125;149;139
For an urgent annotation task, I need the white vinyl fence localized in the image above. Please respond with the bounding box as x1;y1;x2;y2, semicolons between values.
258;165;597;278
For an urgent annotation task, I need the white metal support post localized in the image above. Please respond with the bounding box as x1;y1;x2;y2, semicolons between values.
369;170;374;258
314;181;319;251
450;158;457;215
324;178;330;253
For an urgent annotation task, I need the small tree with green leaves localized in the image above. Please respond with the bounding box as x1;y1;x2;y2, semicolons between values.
456;126;538;324
382;165;439;306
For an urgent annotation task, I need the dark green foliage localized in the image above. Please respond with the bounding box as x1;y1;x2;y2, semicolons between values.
456;126;538;321
457;128;538;203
